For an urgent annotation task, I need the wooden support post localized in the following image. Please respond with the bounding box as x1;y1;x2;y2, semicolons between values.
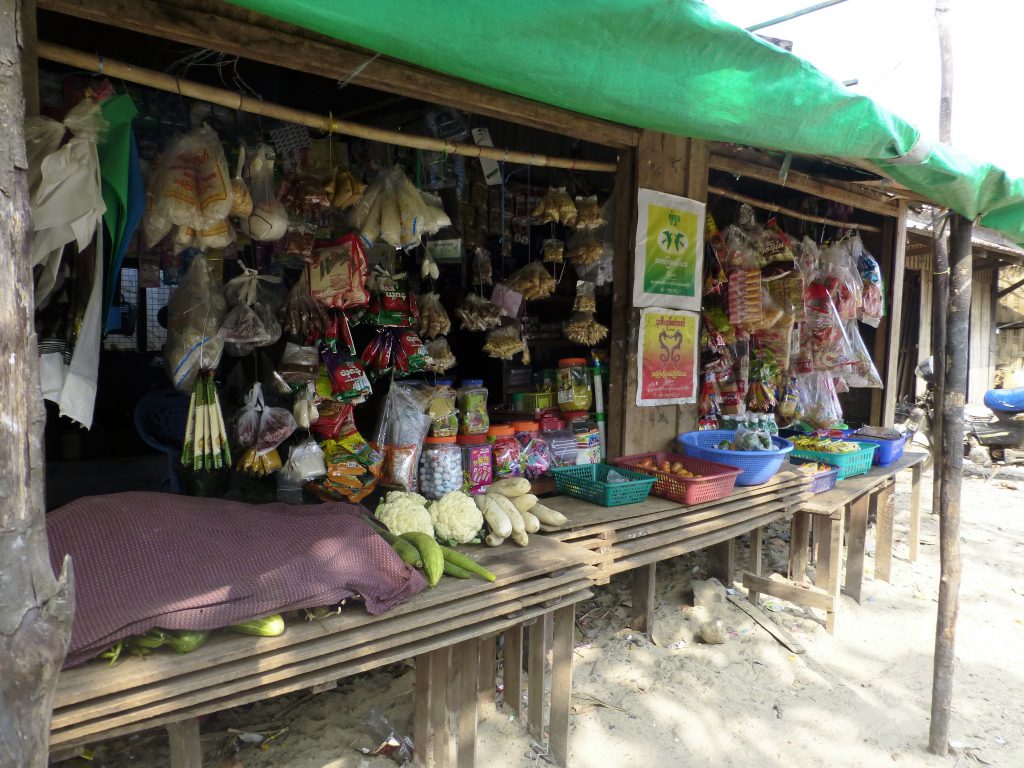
629;563;656;638
166;719;202;768
527;613;551;742
0;3;75;763
747;526;763;605
825;507;844;634
429;648;451;768
929;213;972;755
502;625;523;721
414;654;433;767
909;462;923;561
874;483;895;582
706;538;735;585
477;634;496;711
788;514;810;582
456;640;480;768
845;496;870;603
548;606;575;768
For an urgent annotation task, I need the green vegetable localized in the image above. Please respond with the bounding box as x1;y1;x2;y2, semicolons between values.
440;546;496;582
127;629;167;650
401;532;444;586
230;614;286;637
99;641;124;666
443;561;473;579
717;440;732;450
163;630;210;654
375;526;424;567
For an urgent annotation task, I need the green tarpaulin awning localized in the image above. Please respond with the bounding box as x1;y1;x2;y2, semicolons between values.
229;0;1024;243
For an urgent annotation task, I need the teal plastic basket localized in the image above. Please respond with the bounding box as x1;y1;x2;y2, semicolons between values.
789;441;878;480
550;463;656;507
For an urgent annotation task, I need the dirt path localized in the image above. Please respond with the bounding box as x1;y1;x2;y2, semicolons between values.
82;467;1024;768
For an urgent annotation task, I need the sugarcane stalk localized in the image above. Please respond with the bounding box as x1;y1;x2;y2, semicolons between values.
181;389;196;467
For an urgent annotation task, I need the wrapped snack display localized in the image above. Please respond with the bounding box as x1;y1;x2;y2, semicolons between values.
564;313;608;347
727;269;763;327
279;170;332;220
280;274;329;340
530;187;576;226
506;262;556;301
321;348;373;403
279;342;319;387
746;347;779;412
360;327;428;379
853;235;885;327
372;381;432;492
308;234;370;311
363;264;418;327
164;254;227;392
348;166;448;250
239;144;288;242
456;293;505;331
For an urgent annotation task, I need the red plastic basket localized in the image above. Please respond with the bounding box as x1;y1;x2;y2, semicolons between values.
613;452;743;505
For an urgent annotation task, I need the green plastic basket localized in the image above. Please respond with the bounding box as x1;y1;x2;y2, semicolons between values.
550;463;656;507
789;441;878;480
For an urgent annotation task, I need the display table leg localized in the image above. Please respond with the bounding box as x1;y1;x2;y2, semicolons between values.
414;653;433;767
789;513;810;582
456;639;480;768
630;563;656;638
845;496;870;603
747;526;763;605
874;483;895;582
548;605;575;768
166;718;202;768
429;647;451;768
825;507;844;634
909;462;922;562
503;625;523;721
527;613;551;742
707;538;736;585
478;634;497;710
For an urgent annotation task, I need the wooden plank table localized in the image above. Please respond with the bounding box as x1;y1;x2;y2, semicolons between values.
50;536;595;768
743;452;927;633
539;469;813;635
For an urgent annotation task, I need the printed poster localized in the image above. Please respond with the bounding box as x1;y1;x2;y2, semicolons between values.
632;188;705;311
636;308;699;406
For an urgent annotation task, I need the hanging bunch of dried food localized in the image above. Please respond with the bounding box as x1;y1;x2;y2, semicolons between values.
564;281;607;346
530;187;577;226
349;166;450;250
571;195;605;230
505;261;557;301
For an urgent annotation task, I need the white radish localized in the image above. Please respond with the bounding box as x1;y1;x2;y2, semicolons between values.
520;510;540;534
529;503;568;527
511;529;529;547
475;495;512;538
511;493;538;513
488;478;531;497
484;533;506;547
488;493;524;535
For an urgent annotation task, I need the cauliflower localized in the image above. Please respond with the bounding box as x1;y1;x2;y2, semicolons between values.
428;490;484;545
375;491;433;537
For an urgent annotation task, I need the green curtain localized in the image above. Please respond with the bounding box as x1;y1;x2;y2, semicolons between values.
229;0;1024;242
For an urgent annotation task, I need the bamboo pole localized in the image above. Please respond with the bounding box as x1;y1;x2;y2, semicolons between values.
929;214;971;755
36;41;618;174
707;184;881;233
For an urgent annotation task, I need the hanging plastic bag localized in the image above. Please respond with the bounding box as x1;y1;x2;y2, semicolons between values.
425;338;456;372
530;188;576;225
505;261;556;301
795;371;843;430
803;273;854;371
418;292;451;338
839;319;883;388
852;235;885;327
239;144;288;242
483;322;526;360
372;381;433;492
819;240;862;322
280;274;329;340
237;383;297;455
456;293;505;331
292;383;320;429
330;169;367;210
220;267;284;356
282;438;327;483
572;195;605;230
542;239;565;264
164;254;227;392
308;234;370;310
567;230;604;267
279;342;320;387
229;144;253;218
147;125;233;232
471;247;493;286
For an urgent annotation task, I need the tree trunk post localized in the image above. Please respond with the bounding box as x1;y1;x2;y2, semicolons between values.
0;1;75;765
928;213;971;755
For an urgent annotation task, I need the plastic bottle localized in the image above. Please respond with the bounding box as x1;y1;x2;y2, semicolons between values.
457;379;490;435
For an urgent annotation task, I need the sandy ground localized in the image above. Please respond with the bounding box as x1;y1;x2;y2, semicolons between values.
69;464;1024;768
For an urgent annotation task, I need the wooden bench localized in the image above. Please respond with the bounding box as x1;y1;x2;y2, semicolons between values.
50;536;595;768
742;452;927;633
539;469;812;636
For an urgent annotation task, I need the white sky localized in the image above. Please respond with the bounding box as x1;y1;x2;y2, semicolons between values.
707;0;1024;177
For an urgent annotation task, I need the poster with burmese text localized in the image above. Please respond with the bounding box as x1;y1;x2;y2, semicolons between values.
636;308;699;406
632;188;705;311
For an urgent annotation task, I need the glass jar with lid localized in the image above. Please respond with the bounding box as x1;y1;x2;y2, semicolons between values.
488;424;522;479
556;358;592;412
419;436;463;499
512;420;553;479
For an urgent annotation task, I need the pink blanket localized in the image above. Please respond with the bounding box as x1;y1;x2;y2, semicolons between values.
47;493;426;667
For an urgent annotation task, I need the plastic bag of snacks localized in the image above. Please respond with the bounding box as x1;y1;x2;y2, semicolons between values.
280;274;329;340
360;327;429;380
164;254;227;392
572;195;605;231
372;381;432;492
727;268;763;327
795;371;843;430
236;383;297;454
746;347;779;411
280;225;317;265
542;239;565;264
220;268;284;356
282;437;327;483
146;125;233;233
733;424;774;451
803;273;853;371
330;169;367;210
363;263;418;327
279;170;333;220
567;231;604;267
505;261;556;301
471;247;493;286
310;435;383;504
530;187;576;226
839;319;883;388
819;240;862;322
321;349;373;403
483;322;526;360
308;234;370;311
228;145;253;218
456;293;505;331
564;313;608;347
722;205;793;269
852;235;884;327
240;144;288;242
292;383;320;429
418;292;451;338
425;337;456;372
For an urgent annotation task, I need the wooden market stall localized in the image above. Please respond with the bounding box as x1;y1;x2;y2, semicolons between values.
6;3;944;768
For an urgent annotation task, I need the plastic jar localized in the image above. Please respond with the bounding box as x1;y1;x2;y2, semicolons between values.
557;358;592;412
418;436;463;499
458;379;490;435
457;434;493;494
428;379;459;438
488;425;522;479
572;419;601;466
540;419;575;468
512;421;553;479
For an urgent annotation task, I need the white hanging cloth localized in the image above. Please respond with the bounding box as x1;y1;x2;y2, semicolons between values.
29;99;108;429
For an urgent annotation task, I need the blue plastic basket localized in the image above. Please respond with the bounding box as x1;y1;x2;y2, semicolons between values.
677;430;793;486
852;432;908;466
